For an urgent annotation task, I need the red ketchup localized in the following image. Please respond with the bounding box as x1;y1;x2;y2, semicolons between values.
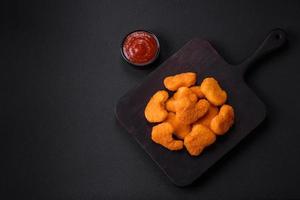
122;31;159;66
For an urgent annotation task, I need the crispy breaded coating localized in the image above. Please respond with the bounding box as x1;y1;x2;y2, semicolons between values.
184;124;216;156
190;86;204;98
165;112;191;139
210;104;234;135
164;72;196;91
166;87;197;112
166;97;177;112
194;104;219;128
200;77;227;106
144;90;169;123
176;99;210;125
151;122;183;150
173;87;198;103
174;97;195;112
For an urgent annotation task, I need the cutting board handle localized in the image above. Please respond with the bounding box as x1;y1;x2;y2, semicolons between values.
239;28;287;75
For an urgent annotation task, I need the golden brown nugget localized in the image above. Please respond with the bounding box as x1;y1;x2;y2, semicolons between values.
165;97;176;112
190;86;204;98
166;87;197;112
210;104;234;135
165;112;191;139
200;77;227;106
176;99;210;125
174;97;195;112
173;87;198;103
194;104;219;127
144;90;169;123
164;72;197;91
184;124;216;156
151;122;183;151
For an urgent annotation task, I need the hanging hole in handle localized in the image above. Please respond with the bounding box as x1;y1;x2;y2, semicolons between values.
275;34;281;40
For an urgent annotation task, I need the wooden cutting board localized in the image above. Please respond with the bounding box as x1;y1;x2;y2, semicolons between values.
115;29;286;186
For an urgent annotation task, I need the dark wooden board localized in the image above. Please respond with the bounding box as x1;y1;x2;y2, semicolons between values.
115;29;286;186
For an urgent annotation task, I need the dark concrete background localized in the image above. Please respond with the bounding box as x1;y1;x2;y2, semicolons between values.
2;0;300;199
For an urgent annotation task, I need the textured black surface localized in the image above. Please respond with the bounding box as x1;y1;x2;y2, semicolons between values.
116;30;286;186
2;0;300;199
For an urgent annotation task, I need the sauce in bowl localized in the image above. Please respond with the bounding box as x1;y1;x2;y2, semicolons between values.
121;31;160;66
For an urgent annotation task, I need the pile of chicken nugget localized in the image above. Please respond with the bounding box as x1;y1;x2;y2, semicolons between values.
144;72;235;156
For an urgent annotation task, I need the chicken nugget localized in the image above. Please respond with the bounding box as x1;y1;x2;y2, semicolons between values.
194;104;219;128
151;122;183;151
144;90;169;123
166;87;197;112
200;77;227;106
184;124;216;156
165;97;176;112
164;72;196;91
174;97;194;112
173;87;198;103
176;99;210;125
210;104;234;135
165;112;191;139
190;86;204;98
